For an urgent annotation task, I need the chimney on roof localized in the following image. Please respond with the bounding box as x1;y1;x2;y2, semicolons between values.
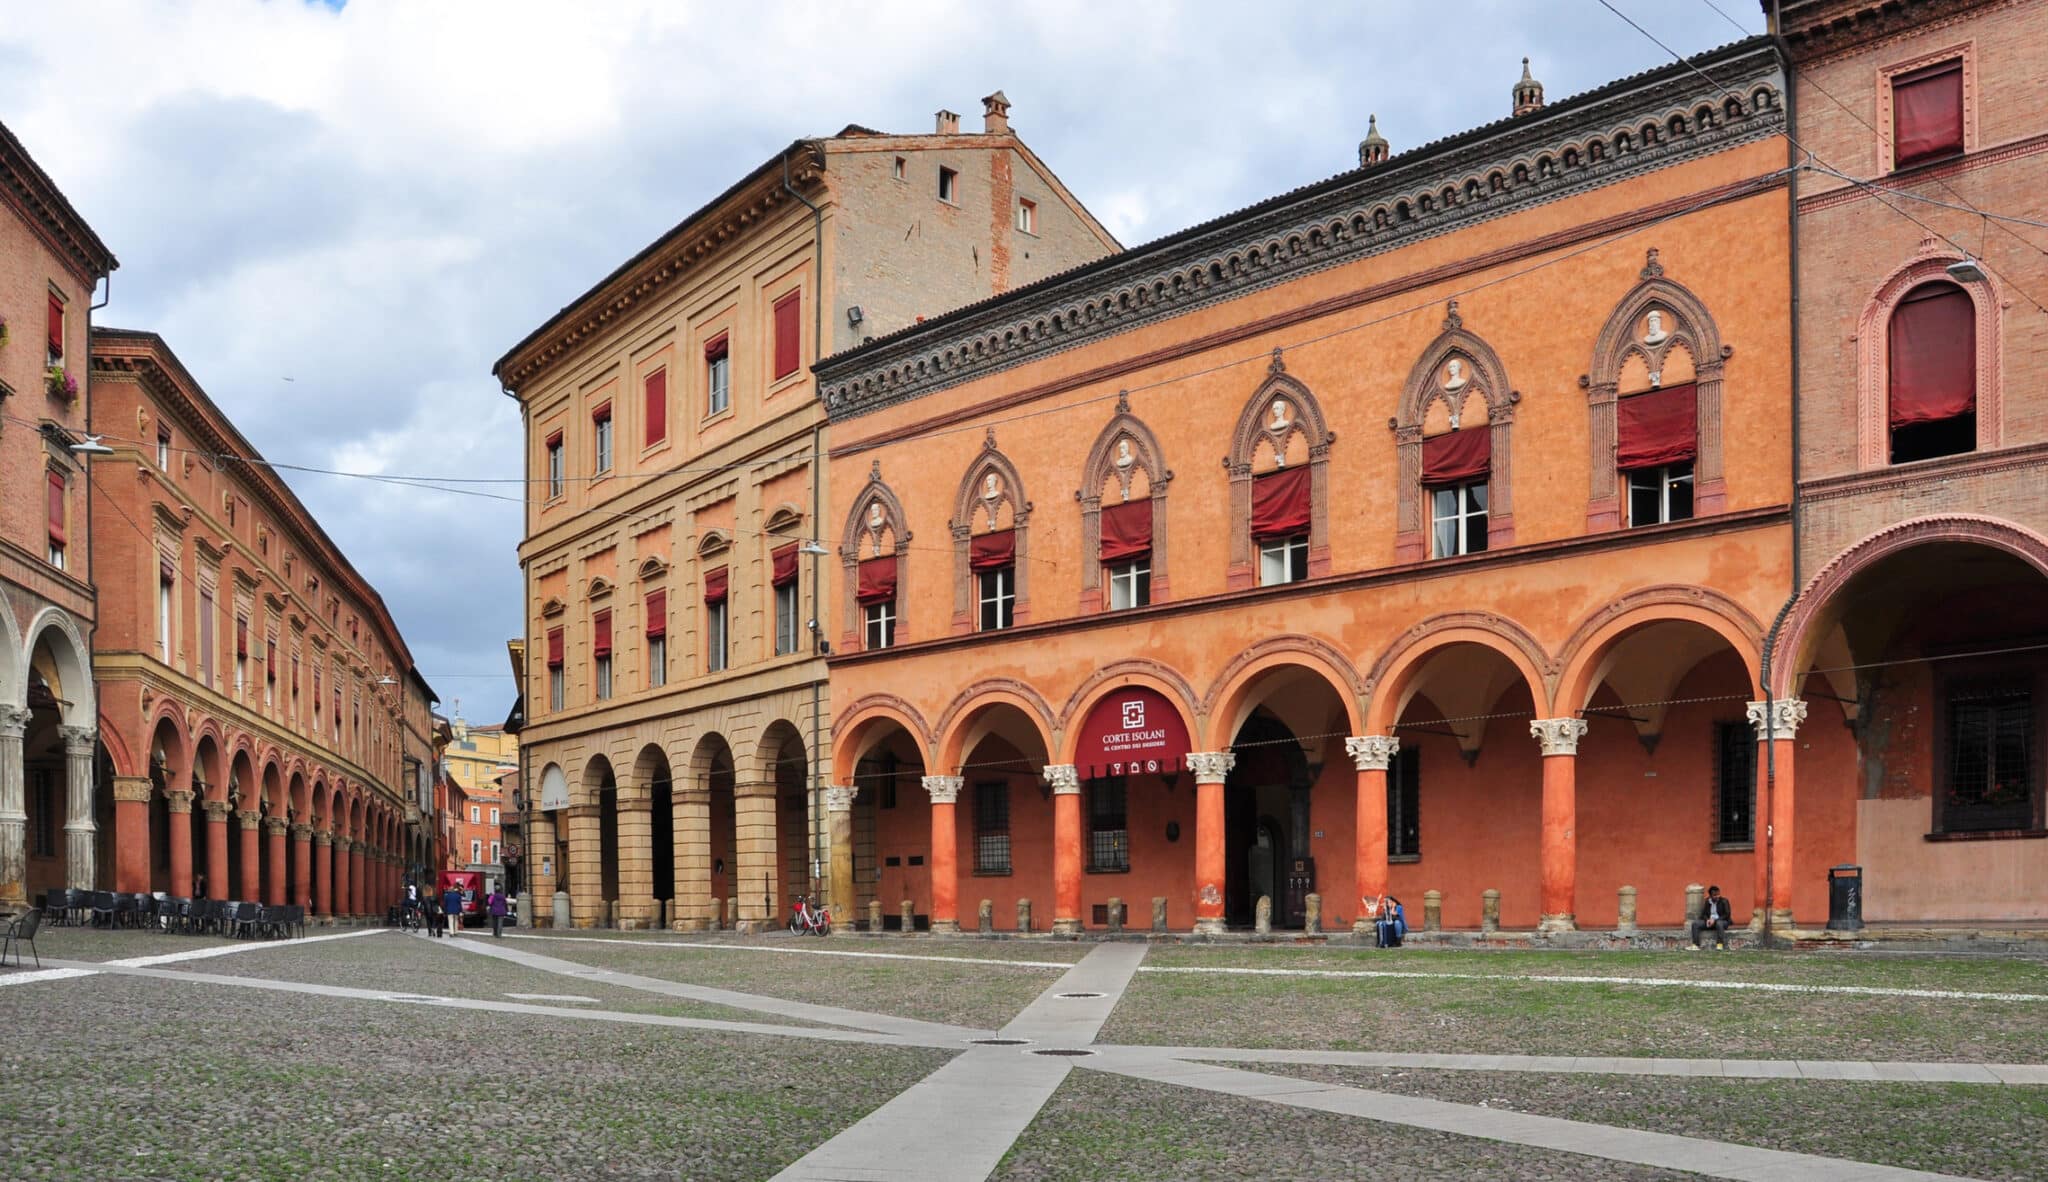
935;109;961;135
1357;114;1389;167
1512;57;1545;117
982;90;1011;135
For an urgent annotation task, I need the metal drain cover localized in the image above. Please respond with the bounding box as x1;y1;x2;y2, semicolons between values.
1056;991;1104;999
1031;1048;1096;1057
970;1038;1029;1045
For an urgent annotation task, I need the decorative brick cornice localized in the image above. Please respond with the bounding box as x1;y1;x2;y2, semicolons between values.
1777;0;2009;65
0;120;117;283
820;43;1784;419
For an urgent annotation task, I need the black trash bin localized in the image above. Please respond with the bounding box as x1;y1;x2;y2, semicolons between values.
1826;864;1864;932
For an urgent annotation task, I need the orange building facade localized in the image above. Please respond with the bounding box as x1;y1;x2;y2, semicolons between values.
816;43;1813;935
84;330;433;920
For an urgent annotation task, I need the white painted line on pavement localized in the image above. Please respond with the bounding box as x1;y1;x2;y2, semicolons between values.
504;992;599;1003
107;926;385;968
505;932;1075;970
0;966;98;987
1137;963;2048;1002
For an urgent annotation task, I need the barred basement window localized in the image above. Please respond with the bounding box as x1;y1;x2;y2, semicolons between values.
1088;776;1128;872
974;781;1011;874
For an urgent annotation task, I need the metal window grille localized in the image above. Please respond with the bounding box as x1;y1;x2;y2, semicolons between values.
1387;750;1420;857
1714;721;1755;844
1087;777;1128;871
1946;685;2035;832
975;781;1011;874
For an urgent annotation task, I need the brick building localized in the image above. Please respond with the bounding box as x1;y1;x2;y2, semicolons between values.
815;45;1804;935
0;120;116;906
1770;0;2048;920
85;330;434;919
499;96;1117;929
440;710;514;883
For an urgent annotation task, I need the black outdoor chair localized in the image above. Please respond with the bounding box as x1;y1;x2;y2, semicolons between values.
287;904;306;938
41;888;72;927
231;902;261;939
1;908;45;969
111;894;138;929
157;896;190;933
88;891;116;928
132;894;159;929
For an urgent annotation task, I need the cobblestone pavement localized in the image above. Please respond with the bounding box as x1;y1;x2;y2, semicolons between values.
0;927;2035;1180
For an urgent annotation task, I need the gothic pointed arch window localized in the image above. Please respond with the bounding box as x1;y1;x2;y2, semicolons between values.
1226;351;1334;589
1077;392;1173;612
1585;249;1729;529
1393;302;1516;560
839;461;911;651
952;430;1032;632
1856;238;2003;468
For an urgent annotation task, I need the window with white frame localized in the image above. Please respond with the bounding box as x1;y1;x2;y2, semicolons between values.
490;807;500;825
470;805;480;824
1258;536;1307;586
864;599;896;650
592;405;613;474
491;841;501;862
1627;462;1694;527
977;566;1014;631
706;338;731;416
545;431;564;498
1107;557;1150;610
157;564;175;662
1015;197;1037;234
1429;482;1488;557
470;839;482;864
938;166;958;203
774;579;799;655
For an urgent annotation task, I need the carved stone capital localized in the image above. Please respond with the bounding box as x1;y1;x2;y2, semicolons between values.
58;725;96;757
1529;718;1589;757
921;775;963;805
237;810;262;830
264;818;288;837
201;799;232;820
1187;752;1236;784
290;823;313;841
313;831;333;847
1746;699;1808;742
112;776;154;803
1344;735;1400;772
1041;764;1080;796
166;789;194;814
0;704;29;740
823;785;858;813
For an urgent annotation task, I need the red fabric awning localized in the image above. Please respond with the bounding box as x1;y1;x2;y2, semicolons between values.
545;430;562;450
970;529;1016;571
546;628;564;668
645;589;666;639
1250;466;1311;540
1100;499;1152;561
46;472;64;544
593;610;612;659
47;295;63;357
1889;283;1976;426
857;556;898;604
266;639;277;681
705;334;729;361
236;617;248;658
1616;383;1698;469
1421;428;1491;486
591;402;611;424
771;542;799;587
703;566;729;604
1894;62;1963;168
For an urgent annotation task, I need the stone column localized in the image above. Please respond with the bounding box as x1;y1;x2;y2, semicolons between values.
1188;752;1236;935
202;800;231;900
237;811;262;902
1344;736;1398;934
669;790;708;930
60;725;97;892
566;802;602;928
527;809;558;925
824;786;857;922
1529;718;1587;932
350;839;367;915
112;776;153;892
264;819;288;905
333;837;353;917
732;786;778;931
167;789;195;897
1747;698;1807;930
290;823;313;909
314;830;333;917
0;705;28;906
1044;764;1081;936
616;794;655;929
922;775;962;934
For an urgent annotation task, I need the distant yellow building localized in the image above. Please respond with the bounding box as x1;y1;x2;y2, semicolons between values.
441;711;517;880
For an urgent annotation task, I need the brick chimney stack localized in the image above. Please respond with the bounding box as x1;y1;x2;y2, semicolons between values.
935;109;960;135
1512;57;1545;117
1358;114;1389;167
982;90;1011;135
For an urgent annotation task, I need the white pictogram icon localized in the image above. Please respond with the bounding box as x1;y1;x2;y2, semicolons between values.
1121;701;1146;731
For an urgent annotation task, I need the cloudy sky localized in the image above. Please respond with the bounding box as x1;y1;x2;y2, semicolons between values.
0;0;1763;723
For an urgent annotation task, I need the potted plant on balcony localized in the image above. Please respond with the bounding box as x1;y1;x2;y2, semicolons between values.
46;364;78;404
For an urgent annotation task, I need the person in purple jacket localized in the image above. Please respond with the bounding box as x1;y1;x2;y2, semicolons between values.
487;888;509;939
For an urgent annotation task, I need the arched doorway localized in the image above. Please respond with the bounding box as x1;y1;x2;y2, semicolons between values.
192;735;226;900
832;709;931;930
690;735;739;928
577;754;616;928
937;698;1053;933
23;616;99;895
634;743;674;929
759;722;811;919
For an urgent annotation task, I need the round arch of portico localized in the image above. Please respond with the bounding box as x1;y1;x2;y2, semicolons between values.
1054;662;1202;766
287;770;309;822
935;681;1058;773
578;753;620;808
1201;635;1366;752
97;711;139;778
22;605;93;728
1772;513;2048;698
752;720;810;789
1554;586;1764;714
310;778;331;830
146;707;191;778
1363;611;1555;733
0;588;21;711
829;695;933;785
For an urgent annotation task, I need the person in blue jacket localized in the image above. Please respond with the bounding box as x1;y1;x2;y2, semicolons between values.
1375;895;1408;948
442;884;464;935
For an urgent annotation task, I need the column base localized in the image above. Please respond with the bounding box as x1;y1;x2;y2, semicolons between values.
1051;918;1081;937
1192;917;1225;936
1536;912;1577;933
929;919;961;935
1351;919;1373;936
670;918;710;933
1769;908;1795;931
734;919;763;935
1749;907;1766;932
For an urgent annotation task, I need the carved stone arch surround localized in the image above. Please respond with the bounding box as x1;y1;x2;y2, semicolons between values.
1854;238;2004;469
950;432;1034;633
838;461;913;651
1225;354;1335;588
1393;303;1518;560
1584;249;1731;529
1076;394;1174;611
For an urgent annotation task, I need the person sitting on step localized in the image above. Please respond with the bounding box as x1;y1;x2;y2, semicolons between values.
1690;884;1733;950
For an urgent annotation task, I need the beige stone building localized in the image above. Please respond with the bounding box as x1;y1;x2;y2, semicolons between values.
496;95;1116;929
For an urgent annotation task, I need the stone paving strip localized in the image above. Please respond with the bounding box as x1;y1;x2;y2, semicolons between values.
450;926;991;1043
508;931;1079;970
1138;962;2048;1002
1153;1046;2048;1085
0;924;382;986
773;944;1152;1182
1085;1053;1982;1182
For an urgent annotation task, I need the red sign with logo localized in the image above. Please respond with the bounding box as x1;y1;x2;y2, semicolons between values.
1076;686;1190;778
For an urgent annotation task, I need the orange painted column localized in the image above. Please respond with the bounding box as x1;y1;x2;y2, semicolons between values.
1045;765;1081;935
1345;737;1398;934
291;824;313;910
1750;699;1806;931
333;837;351;917
1530;719;1587;932
166;789;194;897
112;778;153;892
264;820;287;905
1188;752;1236;935
351;843;367;916
922;775;963;934
238;812;262;901
203;801;231;899
314;832;333;917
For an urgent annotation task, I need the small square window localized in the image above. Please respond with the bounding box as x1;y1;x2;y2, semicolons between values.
1626;462;1694;527
1015;198;1037;234
1258;537;1308;587
892;156;906;181
977;567;1014;631
938;166;958;204
1107;558;1150;610
1429;483;1489;558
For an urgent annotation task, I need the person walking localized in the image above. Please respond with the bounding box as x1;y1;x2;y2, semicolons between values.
487;888;508;939
1690;884;1734;950
442;883;465;936
422;893;441;937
